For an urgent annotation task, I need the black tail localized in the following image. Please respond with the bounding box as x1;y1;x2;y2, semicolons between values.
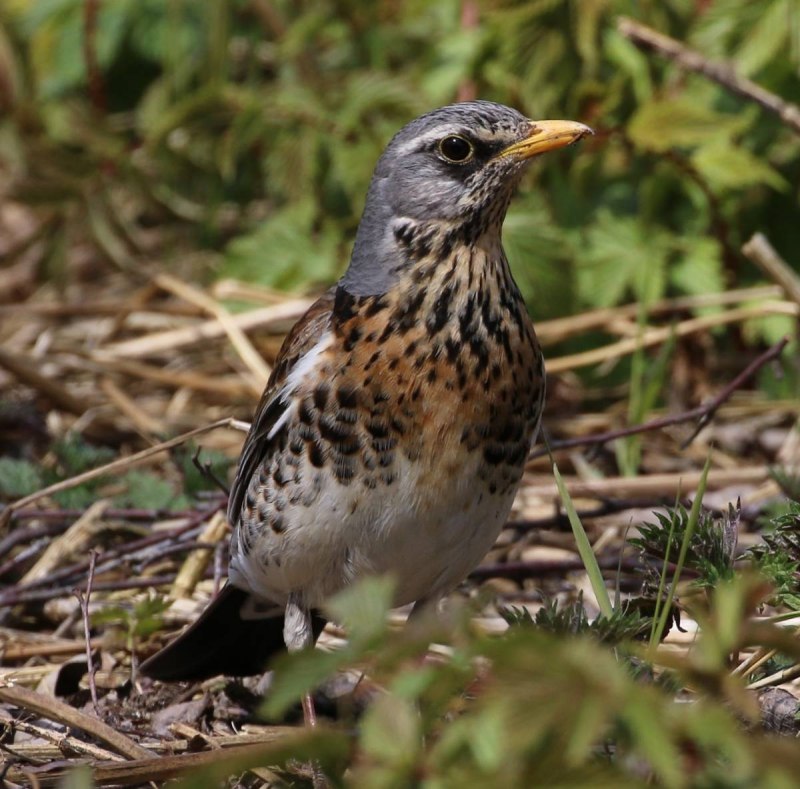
140;585;327;682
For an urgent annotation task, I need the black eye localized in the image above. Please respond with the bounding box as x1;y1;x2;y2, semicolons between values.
438;135;474;163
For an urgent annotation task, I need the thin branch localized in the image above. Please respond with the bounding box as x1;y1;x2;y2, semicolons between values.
191;446;230;495
73;550;100;715
534;337;789;458
0;572;214;608
0;507;216;603
617;16;800;135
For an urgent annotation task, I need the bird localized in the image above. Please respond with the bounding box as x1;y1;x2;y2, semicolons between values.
141;101;591;693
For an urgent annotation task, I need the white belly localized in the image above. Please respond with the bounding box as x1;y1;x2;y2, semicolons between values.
229;450;515;609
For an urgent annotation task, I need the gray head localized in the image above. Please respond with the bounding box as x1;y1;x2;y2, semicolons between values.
341;100;591;296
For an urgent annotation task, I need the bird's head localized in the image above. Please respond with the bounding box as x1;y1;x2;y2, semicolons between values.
343;101;591;296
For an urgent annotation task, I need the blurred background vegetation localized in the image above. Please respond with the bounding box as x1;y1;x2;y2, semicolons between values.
1;0;797;348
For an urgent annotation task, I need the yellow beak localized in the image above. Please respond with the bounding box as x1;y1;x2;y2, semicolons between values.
499;120;593;160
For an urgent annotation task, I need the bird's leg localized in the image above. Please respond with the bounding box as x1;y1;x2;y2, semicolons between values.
284;593;327;788
284;592;318;726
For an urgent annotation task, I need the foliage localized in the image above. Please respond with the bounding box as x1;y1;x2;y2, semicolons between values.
631;502;741;589
92;593;171;650
746;502;800;609
0;434;219;511
227;573;800;788
501;593;656;644
1;0;797;345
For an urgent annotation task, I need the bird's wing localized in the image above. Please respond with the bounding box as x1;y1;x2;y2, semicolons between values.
226;287;336;526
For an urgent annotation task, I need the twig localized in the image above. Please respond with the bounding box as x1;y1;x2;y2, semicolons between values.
0;538;54;580
73;549;100;715
470;554;643;581
534;337;790;458
742;233;800;307
191;445;230;495
8;505;223;523
0;684;154;760
0;716;122;762
21;500;110;586
2;738;301;788
0;573;214;608
617;16;800;135
0;510;214;603
0;347;99;417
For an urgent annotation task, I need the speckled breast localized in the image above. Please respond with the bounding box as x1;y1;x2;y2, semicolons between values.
231;248;545;608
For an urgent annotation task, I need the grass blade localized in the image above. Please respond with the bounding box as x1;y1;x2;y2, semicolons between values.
553;461;613;617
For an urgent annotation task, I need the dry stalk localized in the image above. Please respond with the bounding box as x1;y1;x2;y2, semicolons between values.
535;285;782;344
546;302;797;373
73;549;101;715
742;233;800;307
20;500;110;585
100;377;165;435
97;298;312;360
171;510;230;600
519;465;769;502
154;273;271;387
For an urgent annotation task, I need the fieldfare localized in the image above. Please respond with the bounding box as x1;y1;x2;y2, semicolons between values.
142;101;591;685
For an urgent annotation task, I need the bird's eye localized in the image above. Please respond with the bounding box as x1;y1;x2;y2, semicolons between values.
438;135;474;163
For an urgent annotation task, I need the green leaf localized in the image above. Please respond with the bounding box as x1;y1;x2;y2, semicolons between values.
553;461;613;617
670;237;726;303
692;142;788;192
261;647;353;720
628;97;749;152
735;0;792;76
324;574;395;646
577;212;669;309
360;694;420;765
222;198;341;291
116;471;178;510
603;28;653;104
0;458;43;498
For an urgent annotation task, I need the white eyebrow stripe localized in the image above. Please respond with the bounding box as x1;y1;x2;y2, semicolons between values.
392;126;507;157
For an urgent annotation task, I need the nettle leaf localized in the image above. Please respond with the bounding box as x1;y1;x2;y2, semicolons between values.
742;312;798;347
670;237;726;305
503;197;577;318
603;28;653;104
53;435;115;475
692;142;788;193
628;97;749;152
116;471;179;510
577;212;669;309
734;0;792;76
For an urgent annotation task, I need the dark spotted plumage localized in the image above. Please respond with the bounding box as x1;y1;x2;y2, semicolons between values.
142;101;590;682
